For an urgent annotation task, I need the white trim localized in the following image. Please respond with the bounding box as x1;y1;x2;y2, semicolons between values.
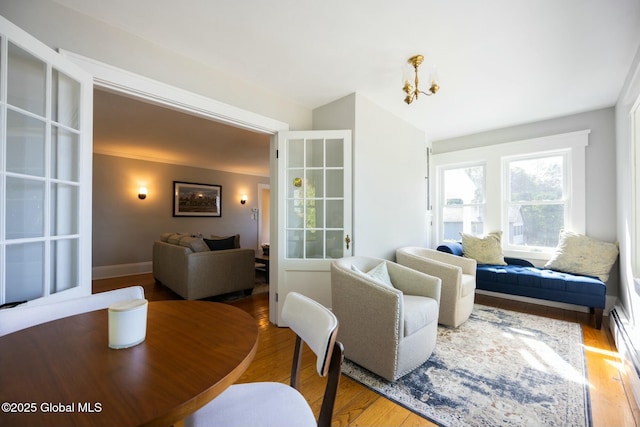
58;49;289;135
257;183;270;251
632;98;640;278
609;306;640;411
92;262;152;280
433;129;590;162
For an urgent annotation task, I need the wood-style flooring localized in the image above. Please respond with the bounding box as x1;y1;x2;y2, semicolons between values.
93;273;640;427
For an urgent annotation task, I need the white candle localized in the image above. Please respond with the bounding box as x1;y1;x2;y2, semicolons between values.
108;299;148;349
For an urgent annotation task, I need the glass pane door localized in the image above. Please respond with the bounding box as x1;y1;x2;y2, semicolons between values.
275;129;351;325
1;17;92;305
285;137;346;260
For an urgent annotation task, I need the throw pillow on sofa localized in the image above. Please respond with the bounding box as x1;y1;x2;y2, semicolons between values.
544;231;619;282
460;231;507;265
210;234;240;248
204;235;237;251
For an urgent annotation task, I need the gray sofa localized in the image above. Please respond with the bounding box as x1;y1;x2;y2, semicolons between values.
152;233;255;300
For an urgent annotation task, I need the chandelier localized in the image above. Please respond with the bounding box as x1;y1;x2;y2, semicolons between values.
402;55;439;104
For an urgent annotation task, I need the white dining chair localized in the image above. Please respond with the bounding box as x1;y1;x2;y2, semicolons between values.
0;286;145;337
184;291;344;427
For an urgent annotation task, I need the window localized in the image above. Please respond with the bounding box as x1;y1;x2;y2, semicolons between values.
504;153;567;250
433;130;587;259
441;165;485;241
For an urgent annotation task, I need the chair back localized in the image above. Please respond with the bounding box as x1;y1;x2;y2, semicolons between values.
281;292;343;427
0;286;145;337
281;292;339;377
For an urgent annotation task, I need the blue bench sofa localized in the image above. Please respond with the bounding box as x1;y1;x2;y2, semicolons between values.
436;242;606;329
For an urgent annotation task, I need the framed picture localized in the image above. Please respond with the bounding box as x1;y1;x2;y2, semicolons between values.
173;181;221;217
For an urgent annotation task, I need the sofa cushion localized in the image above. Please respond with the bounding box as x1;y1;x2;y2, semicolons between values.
476;264;605;296
159;232;173;242
402;295;438;337
460;231;507;265
179;236;210;253
204;236;237;251
544;231;618;282
167;233;188;245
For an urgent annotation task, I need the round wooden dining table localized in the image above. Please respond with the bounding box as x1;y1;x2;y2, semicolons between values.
0;300;259;427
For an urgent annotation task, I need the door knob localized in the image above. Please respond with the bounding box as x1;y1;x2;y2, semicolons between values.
345;234;351;250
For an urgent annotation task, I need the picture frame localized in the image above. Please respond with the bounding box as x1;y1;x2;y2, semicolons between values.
173;181;221;217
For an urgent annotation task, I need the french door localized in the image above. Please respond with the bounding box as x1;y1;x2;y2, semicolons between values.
0;16;93;305
273;130;352;325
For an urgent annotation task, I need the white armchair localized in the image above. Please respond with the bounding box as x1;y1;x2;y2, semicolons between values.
396;247;476;328
331;256;441;381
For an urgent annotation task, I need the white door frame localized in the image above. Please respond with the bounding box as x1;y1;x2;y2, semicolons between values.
257;183;270;252
60;51;289;318
59;50;289;136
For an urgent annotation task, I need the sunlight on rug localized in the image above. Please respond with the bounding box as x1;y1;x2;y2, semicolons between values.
342;304;591;427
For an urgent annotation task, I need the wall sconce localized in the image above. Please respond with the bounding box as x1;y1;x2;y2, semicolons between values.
240;194;248;205
138;187;148;200
402;54;439;104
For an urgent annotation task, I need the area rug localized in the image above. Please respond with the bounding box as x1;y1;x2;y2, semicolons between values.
341;304;591;427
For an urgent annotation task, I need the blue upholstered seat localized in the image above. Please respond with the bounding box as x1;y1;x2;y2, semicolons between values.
437;242;606;328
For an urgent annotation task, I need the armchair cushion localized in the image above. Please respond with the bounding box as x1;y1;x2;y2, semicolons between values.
403;295;439;337
460;274;476;298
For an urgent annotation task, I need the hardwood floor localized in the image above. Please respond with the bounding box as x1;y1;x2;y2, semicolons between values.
93;273;640;426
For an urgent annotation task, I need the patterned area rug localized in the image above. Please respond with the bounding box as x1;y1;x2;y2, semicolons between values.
342;304;591;427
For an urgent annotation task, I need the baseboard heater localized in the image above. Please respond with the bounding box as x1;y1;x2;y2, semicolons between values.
609;306;640;410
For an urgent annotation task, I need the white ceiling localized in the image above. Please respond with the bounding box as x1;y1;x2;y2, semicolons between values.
93;89;271;176
81;0;640;175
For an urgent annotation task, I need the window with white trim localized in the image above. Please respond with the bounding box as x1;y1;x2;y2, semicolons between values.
503;152;568;251
441;164;486;241
433;130;588;260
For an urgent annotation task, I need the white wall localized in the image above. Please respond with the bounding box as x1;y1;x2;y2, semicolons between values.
0;1;312;131
314;93;428;260
615;43;640;323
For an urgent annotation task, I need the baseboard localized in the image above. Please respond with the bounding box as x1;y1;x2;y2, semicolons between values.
609;306;640;411
92;262;152;280
475;289;615;315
